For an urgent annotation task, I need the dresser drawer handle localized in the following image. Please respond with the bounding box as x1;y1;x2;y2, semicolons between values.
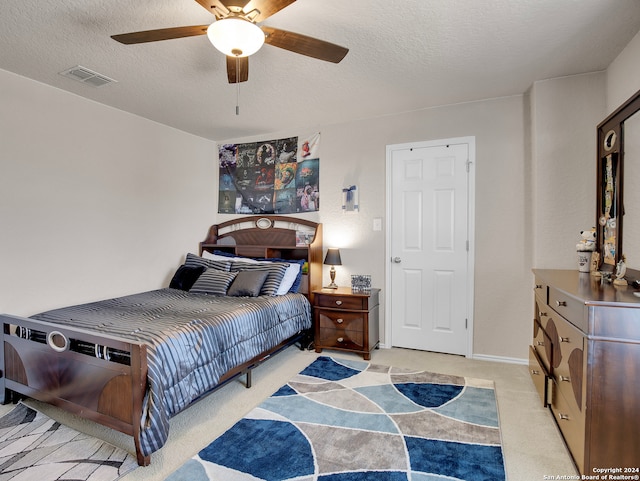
536;340;545;346
531;369;540;375
556;300;567;307
560;337;570;343
560;375;571;382
558;413;570;421
335;300;343;306
336;318;344;324
337;337;344;343
539;311;547;317
535;284;542;289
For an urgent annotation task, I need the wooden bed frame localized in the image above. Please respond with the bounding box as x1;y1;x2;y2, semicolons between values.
0;216;322;466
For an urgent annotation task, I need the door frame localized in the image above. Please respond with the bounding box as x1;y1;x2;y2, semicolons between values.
384;136;476;357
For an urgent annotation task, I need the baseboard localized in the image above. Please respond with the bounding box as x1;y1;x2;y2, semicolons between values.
472;353;528;365
378;344;528;365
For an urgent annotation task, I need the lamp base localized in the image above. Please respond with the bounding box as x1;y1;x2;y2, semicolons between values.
324;266;338;289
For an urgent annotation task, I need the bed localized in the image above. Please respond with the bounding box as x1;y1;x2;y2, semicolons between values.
0;216;323;466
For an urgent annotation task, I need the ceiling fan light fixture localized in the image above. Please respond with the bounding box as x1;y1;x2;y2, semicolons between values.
207;18;265;57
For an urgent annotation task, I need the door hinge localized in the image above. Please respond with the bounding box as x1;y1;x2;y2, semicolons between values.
466;240;469;251
465;318;468;329
466;160;471;172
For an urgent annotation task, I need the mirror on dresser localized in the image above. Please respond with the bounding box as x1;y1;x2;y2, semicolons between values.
596;88;640;278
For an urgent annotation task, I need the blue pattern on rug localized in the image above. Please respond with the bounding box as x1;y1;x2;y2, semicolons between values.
197;418;314;480
298;355;362;380
406;437;506;481
434;386;500;426
165;356;506;481
354;384;425;413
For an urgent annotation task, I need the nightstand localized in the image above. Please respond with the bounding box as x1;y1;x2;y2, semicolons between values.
313;287;380;360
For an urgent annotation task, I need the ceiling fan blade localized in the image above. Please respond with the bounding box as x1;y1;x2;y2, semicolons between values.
111;25;209;44
262;26;348;63
226;56;249;83
243;0;296;22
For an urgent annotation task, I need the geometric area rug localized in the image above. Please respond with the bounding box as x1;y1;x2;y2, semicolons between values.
0;402;138;481
166;356;506;481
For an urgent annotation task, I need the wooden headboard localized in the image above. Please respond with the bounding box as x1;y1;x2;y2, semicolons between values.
199;216;323;301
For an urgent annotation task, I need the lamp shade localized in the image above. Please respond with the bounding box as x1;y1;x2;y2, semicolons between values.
207;18;265;57
324;248;342;266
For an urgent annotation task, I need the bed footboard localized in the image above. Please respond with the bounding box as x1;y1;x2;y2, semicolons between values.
0;314;150;466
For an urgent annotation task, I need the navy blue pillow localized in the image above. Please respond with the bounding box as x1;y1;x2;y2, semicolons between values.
169;265;206;291
213;250;237;258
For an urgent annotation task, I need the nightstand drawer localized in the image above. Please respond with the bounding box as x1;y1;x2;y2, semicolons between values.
318;328;364;349
315;294;367;310
317;310;364;331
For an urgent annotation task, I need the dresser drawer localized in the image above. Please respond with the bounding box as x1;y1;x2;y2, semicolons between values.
534;278;548;305
550;385;585;474
315;294;367;310
529;346;551;406
317;310;364;331
549;287;587;331
533;319;552;373
554;318;585;413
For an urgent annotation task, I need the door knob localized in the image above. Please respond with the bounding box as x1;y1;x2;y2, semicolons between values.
393;257;402;263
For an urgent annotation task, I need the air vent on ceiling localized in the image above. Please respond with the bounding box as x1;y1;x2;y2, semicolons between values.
59;65;117;88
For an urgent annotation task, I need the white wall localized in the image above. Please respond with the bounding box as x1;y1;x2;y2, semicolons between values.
530;73;606;269
0;69;217;316
606;29;640;113
221;95;531;360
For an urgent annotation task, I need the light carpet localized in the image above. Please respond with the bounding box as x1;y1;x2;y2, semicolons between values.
0;402;138;481
166;355;506;481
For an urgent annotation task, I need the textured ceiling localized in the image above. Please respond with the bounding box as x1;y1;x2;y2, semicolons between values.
2;0;640;141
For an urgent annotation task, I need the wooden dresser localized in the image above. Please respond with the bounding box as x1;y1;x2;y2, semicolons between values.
530;269;640;475
313;287;380;360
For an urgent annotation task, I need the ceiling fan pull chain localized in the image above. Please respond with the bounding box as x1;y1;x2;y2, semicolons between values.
236;56;240;115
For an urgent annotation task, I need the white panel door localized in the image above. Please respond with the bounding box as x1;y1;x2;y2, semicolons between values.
388;140;471;355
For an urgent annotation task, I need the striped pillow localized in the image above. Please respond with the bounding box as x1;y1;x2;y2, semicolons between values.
189;269;238;296
230;260;288;296
184;253;231;272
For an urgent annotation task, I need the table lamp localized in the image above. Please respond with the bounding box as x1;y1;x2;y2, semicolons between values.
323;248;342;289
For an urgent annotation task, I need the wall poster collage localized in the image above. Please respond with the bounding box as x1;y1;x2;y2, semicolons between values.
218;132;320;215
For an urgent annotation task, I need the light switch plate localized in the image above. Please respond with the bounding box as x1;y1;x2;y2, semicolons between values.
373;218;382;231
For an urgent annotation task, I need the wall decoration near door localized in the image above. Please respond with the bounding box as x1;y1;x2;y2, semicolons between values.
218;132;320;214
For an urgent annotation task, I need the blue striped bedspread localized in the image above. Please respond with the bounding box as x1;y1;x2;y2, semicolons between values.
31;288;312;456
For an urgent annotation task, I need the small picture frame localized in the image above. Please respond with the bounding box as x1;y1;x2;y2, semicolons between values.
296;231;313;246
342;185;359;213
351;274;371;292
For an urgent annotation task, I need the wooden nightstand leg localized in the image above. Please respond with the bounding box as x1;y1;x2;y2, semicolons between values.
363;353;371;360
315;347;323;354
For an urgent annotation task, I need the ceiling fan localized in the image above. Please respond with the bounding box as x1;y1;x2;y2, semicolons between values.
111;0;349;84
